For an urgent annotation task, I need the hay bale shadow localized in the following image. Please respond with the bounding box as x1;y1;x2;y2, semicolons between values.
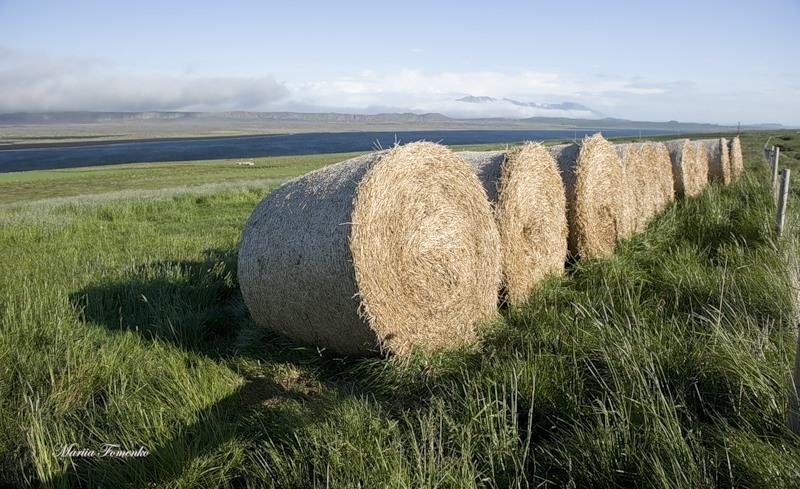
59;245;492;487
58;248;364;486
69;249;242;358
40;374;322;488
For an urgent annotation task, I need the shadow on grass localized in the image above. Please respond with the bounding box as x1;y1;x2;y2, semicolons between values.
58;248;476;488
70;248;242;360
43;374;326;488
57;249;334;486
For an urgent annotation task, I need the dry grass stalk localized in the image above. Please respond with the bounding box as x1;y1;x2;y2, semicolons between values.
699;138;732;185
549;134;632;260
458;141;568;306
238;141;501;357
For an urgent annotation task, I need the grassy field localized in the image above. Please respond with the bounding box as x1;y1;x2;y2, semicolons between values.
0;143;519;205
1;130;800;487
0;152;373;205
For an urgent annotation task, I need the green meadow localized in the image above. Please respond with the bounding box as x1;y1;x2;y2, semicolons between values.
0;152;370;205
1;130;800;487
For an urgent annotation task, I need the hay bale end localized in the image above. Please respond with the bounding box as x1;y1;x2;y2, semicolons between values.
238;141;501;357
458;142;568;306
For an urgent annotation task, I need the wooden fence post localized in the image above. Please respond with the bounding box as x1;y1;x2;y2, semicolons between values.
772;147;781;201
770;146;780;200
776;169;791;237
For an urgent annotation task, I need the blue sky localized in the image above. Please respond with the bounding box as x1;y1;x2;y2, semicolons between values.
1;0;799;125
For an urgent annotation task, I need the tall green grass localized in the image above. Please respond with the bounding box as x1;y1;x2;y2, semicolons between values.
2;131;800;487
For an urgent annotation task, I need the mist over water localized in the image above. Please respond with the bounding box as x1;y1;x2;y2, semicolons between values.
0;129;677;173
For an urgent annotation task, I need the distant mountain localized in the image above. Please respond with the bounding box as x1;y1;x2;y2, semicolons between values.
455;96;606;118
456;96;498;104
0;110;770;135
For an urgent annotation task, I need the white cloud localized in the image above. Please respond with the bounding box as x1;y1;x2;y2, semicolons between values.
411;99;599;119
277;69;682;119
2;49;797;124
0;49;289;112
281;69;577;113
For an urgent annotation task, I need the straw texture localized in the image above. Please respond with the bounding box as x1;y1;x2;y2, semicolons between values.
458;142;568;306
549;134;632;260
700;138;732;185
238;141;501;357
616;142;675;232
693;140;711;194
729;136;744;181
648;142;676;216
665;139;708;198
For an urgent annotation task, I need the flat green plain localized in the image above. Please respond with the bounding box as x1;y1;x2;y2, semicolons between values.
2;129;800;487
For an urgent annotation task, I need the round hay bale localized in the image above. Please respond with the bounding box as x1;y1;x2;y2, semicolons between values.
460;149;504;204
237;141;501;357
648;141;676;215
548;133;632;260
615;141;674;232
693;140;710;193
700;137;732;185
616;143;649;233
728;136;744;181
665;139;691;197
457;142;568;306
665;139;708;198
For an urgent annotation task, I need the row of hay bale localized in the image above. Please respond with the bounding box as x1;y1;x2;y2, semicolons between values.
237;134;744;357
238;142;501;357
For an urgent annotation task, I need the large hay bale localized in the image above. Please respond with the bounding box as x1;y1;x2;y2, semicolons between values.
665;139;708;198
615;143;647;233
693;140;711;193
728;136;744;181
457;142;568;306
647;142;676;216
665;139;691;197
700;137;732;185
548;134;632;260
615;141;675;232
237;141;501;357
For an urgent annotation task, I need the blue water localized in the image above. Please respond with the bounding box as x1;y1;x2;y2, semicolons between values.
0;129;677;173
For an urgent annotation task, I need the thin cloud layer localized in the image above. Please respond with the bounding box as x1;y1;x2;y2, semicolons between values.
278;69;687;120
1;48;797;125
0;49;289;112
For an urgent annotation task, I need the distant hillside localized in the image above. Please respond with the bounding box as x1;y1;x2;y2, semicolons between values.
0;111;772;136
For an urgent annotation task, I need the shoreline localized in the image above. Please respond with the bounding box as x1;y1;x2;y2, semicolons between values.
0;132;289;151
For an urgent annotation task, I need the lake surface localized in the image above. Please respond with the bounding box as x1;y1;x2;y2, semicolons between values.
0;129;677;173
